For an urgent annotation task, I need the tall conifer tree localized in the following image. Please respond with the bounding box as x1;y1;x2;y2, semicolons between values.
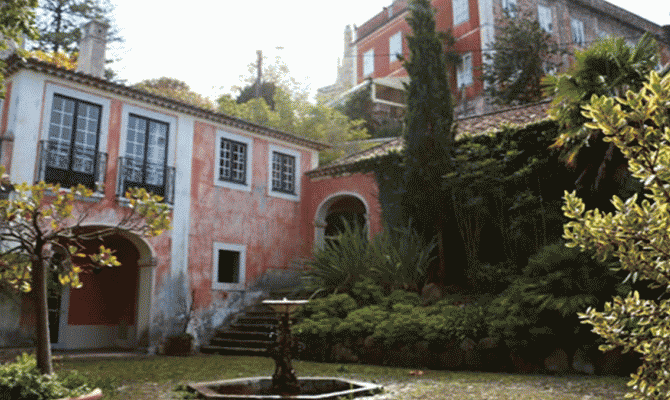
401;0;454;285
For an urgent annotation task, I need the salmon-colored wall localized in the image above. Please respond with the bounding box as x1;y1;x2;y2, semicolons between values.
302;172;383;253
188;121;313;309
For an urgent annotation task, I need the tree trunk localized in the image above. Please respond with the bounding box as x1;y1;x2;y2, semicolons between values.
33;255;53;375
436;220;446;286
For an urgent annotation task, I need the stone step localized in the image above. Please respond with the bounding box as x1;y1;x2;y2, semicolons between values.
212;330;274;340
236;316;280;325
209;338;274;348
200;345;268;356
228;323;277;332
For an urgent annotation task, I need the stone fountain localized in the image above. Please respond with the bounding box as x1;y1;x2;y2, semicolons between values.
188;298;383;399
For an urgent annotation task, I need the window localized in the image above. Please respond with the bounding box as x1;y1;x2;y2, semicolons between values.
42;94;103;190
119;115;169;198
389;32;402;63
453;0;470;25
363;48;375;76
571;18;585;46
268;144;301;200
214;130;253;192
457;53;473;88
272;152;295;194
212;242;246;291
538;5;553;33
502;0;517;17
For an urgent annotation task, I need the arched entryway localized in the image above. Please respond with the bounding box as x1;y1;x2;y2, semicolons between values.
314;192;369;250
52;228;155;350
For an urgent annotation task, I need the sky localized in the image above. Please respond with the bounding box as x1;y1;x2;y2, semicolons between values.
108;0;670;102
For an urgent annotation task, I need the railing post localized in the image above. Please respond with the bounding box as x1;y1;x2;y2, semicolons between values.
116;157;125;199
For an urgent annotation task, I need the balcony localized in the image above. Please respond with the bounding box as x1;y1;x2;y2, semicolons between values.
116;157;175;204
36;140;107;192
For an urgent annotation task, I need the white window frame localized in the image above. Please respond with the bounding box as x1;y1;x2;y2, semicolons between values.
571;18;585;46
502;0;517;17
389;32;402;64
268;144;301;201
214;130;253;192
363;48;375;76
537;5;553;34
453;0;470;26
211;242;246;291
457;52;474;88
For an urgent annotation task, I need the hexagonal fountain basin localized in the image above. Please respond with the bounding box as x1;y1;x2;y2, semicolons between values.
188;377;383;399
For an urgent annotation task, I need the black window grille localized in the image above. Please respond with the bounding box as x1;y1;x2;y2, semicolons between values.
271;151;296;194
218;138;247;185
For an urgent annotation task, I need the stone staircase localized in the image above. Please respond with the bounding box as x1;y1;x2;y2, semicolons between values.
200;303;279;356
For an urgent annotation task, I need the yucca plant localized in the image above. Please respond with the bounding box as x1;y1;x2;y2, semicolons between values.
370;221;436;292
302;219;373;294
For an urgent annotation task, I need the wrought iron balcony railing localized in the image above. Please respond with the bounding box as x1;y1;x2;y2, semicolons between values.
36;140;107;192
116;157;175;205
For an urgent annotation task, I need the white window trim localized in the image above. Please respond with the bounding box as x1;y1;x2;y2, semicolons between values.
571;18;585;46
363;49;375;77
457;52;474;88
211;242;246;291
389;32;402;64
538;4;553;34
41;84;111;155
267;144;301;201
214;130;253;192
453;0;470;26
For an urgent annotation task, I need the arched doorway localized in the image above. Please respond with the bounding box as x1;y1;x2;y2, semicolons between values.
314;193;369;250
52;228;155;350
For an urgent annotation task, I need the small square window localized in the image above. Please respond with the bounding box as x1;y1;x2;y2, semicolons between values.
571;18;585;46
538;5;553;33
457;53;473;88
212;242;246;291
214;130;253;192
389;32;402;63
268;145;301;201
272;151;296;194
453;0;470;25
217;250;240;283
363;49;375;76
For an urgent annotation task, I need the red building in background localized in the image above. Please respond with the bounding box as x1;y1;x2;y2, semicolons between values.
322;0;670;120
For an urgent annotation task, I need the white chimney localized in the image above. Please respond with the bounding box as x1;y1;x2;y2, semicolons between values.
77;20;109;78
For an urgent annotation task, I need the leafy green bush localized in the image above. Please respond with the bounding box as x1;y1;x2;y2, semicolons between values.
335;305;389;340
425;301;487;346
295;293;357;320
486;242;625;350
382;290;421;309
372;303;430;348
0;353;93;400
350;278;385;307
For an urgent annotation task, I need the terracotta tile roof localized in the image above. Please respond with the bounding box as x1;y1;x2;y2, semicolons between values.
306;100;552;178
4;55;329;151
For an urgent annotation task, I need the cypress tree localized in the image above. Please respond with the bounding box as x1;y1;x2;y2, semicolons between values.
401;0;455;285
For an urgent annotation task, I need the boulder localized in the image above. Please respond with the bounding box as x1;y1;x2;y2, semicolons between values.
434;342;464;369
421;283;443;306
510;351;541;373
461;338;481;369
361;335;384;365
544;348;569;373
477;337;508;372
572;348;595;375
331;342;358;363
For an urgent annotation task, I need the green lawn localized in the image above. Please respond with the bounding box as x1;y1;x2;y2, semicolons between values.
54;354;632;399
